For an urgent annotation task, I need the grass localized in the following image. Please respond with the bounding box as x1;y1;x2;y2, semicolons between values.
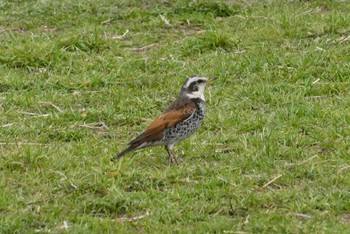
1;0;350;233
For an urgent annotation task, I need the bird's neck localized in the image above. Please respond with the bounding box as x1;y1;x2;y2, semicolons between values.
185;91;205;101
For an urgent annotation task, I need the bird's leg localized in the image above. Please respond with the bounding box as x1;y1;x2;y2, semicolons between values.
165;145;178;165
165;146;174;164
170;150;179;164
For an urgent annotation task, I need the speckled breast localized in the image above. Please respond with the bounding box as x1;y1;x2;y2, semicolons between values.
164;101;206;143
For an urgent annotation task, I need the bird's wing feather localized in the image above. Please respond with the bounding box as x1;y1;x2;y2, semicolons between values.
129;100;196;145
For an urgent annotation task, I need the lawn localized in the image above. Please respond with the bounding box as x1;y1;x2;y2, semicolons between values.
1;0;350;233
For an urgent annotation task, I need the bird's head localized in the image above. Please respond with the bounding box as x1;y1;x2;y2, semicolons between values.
181;76;215;100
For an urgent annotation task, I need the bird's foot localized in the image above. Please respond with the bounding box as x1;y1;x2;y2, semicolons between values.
169;153;180;165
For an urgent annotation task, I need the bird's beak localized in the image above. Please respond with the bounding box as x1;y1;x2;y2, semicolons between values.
207;77;217;84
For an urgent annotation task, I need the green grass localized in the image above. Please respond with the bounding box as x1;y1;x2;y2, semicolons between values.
1;0;350;233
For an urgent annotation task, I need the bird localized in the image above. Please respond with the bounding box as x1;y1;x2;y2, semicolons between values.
112;76;215;164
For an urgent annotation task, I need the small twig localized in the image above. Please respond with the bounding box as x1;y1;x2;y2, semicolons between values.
234;50;246;54
199;142;225;146
1;123;14;128
184;29;206;36
331;35;350;44
131;43;157;52
298;155;319;165
100;121;109;130
262;174;282;188
18;111;50;117
77;124;104;129
243;215;250;225
233;15;247;20
299;7;322;16
293;213;312;219
75;122;108;130
110;30;129;40
312;79;320;84
313;159;336;165
308;96;324;99
180;177;199;184
338;35;350;44
249;15;272;20
101;17;117;25
113;211;151;222
159;14;170;26
101;18;112;25
338;165;350;173
52;171;67;180
315;46;325;52
286;155;319;167
0;142;48;146
39;101;63;113
217;176;236;187
223;231;248;234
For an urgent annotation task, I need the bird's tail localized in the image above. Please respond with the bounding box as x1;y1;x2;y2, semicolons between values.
111;146;133;161
111;133;147;162
111;140;144;162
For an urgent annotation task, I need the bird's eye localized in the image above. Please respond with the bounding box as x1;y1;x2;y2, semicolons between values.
197;80;204;84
